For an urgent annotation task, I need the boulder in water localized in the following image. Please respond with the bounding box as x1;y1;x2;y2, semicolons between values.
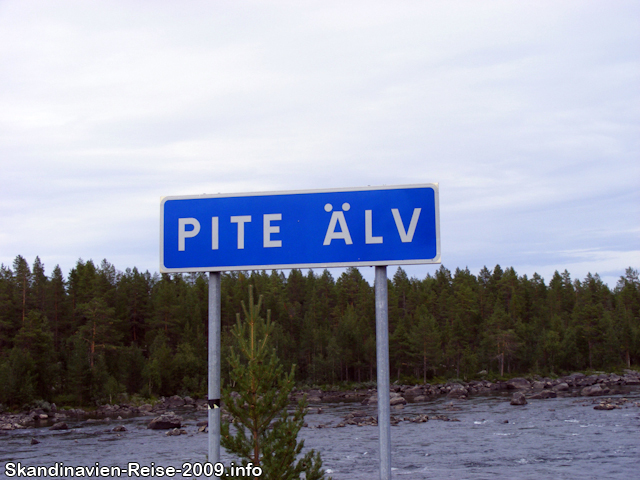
529;390;556;400
507;378;530;390
581;384;607;397
49;422;68;430
164;396;185;408
148;412;182;430
510;392;527;406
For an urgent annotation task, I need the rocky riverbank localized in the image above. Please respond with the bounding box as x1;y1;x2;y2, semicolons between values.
2;370;639;431
0;394;207;431
290;369;640;406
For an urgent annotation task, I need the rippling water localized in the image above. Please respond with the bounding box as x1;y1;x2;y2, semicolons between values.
2;388;639;479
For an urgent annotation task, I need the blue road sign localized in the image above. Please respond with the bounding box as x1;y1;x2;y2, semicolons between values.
160;184;440;272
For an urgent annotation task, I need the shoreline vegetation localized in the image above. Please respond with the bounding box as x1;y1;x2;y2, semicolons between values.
1;255;639;415
2;370;639;431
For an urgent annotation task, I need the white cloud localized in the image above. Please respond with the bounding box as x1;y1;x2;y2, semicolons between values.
0;0;637;285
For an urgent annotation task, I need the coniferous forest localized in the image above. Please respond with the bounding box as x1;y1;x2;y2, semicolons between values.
0;255;638;408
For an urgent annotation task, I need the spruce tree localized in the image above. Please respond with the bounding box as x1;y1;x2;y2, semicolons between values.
221;286;328;480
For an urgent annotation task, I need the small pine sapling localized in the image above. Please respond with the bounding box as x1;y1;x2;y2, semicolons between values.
221;286;328;480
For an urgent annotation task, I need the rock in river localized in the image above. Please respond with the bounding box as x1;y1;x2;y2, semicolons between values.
447;384;468;398
510;392;527;406
529;390;556;400
581;384;608;397
49;422;68;430
148;412;182;430
507;378;531;390
164;395;185;409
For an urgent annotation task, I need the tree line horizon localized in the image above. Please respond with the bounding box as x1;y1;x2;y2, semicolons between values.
1;254;638;407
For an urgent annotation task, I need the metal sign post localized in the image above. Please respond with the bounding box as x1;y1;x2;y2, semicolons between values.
160;184;440;480
208;272;221;475
375;265;391;480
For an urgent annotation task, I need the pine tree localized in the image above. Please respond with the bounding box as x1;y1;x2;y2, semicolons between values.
13;255;31;324
221;286;328;480
389;315;412;382
48;265;68;351
30;256;48;313
116;267;153;345
77;297;118;369
409;306;442;383
4;347;36;405
13;310;56;401
482;301;518;376
143;332;176;397
0;264;14;350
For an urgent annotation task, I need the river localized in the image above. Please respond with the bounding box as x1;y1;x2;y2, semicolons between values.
1;388;639;479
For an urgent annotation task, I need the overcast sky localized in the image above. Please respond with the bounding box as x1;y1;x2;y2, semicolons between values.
1;1;638;287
